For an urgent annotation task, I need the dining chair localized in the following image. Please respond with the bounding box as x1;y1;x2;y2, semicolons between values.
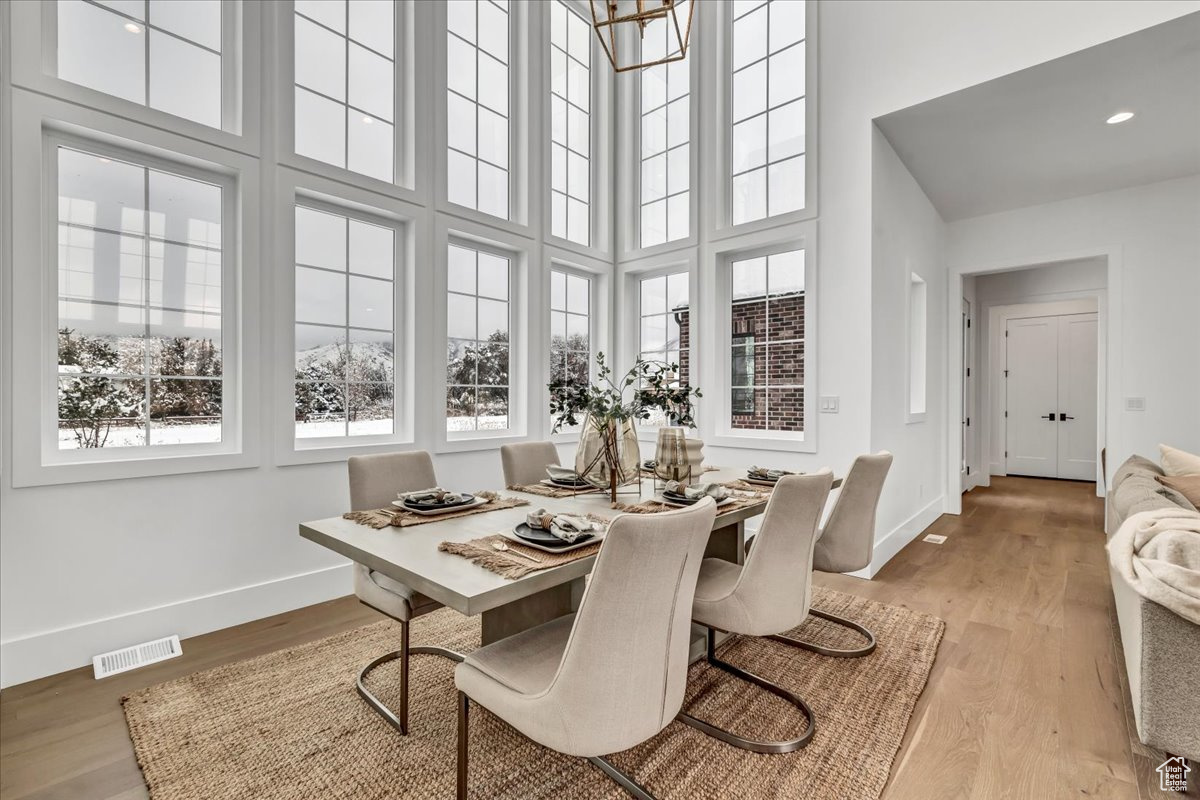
454;498;718;800
499;441;561;487
348;450;464;734
773;451;893;658
678;470;834;753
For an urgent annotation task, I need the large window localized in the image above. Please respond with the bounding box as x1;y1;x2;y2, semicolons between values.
446;243;511;433
549;1;591;246
293;205;396;440
549;269;590;385
730;0;806;224
446;0;510;220
639;271;689;426
56;145;224;449
57;0;223;129
639;3;689;248
729;249;805;432
294;0;395;182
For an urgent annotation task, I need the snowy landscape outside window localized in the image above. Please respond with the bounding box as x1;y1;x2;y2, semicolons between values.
294;204;396;440
549;268;590;386
446;243;511;433
56;146;224;449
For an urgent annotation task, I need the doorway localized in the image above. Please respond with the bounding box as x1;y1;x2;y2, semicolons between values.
1005;312;1098;480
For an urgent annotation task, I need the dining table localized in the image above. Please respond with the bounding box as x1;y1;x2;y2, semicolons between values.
298;466;840;660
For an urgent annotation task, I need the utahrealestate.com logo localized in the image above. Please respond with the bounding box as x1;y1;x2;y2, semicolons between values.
1157;756;1190;792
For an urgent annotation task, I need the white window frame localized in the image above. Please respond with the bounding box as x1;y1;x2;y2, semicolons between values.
434;0;531;234
540;0;612;260
433;217;530;452
276;0;417;197
705;225;817;452
8;0;255;149
618;250;699;443
273;171;420;465
7;92;261;486
707;0;818;241
543;249;611;442
907;271;928;423
616;11;698;261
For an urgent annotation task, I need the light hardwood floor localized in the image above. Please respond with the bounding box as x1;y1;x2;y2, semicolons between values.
0;477;1192;799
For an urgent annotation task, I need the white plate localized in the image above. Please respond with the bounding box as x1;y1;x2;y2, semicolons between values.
658;495;737;509
499;528;605;553
391;496;489;515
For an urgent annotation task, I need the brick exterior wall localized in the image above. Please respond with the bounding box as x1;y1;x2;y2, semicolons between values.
674;291;805;432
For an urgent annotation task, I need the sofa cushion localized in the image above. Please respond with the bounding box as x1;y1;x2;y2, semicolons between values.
1160;444;1200;477
1157;475;1200;511
1112;455;1164;493
1114;474;1192;520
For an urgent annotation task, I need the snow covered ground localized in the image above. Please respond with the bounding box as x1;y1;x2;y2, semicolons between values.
59;414;510;448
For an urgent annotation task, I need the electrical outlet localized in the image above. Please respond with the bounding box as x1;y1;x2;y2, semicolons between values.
819;396;839;413
923;534;947;544
1125;397;1145;412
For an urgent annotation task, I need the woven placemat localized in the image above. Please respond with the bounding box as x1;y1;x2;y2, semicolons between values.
613;482;770;516
507;482;603;499
343;491;529;529
438;533;603;579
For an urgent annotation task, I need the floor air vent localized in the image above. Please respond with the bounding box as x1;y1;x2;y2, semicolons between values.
93;635;182;679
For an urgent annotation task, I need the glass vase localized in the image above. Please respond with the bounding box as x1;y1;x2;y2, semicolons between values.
575;415;641;502
655;426;691;483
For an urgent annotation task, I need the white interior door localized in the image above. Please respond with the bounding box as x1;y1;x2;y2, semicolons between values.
1056;314;1098;480
1005;316;1060;478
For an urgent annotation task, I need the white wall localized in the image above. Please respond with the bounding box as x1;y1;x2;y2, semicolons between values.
948;175;1200;478
972;260;1107;479
4;0;1197;687
868;129;947;571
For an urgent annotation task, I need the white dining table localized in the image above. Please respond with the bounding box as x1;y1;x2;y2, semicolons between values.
299;467;838;656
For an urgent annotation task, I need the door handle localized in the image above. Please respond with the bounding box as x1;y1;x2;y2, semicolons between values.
1059;413;1074;421
1040;412;1056;420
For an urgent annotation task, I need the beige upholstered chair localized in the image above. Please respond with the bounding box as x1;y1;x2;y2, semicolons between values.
348;451;464;734
776;451;894;658
454;498;718;800
499;441;561;487
678;470;834;753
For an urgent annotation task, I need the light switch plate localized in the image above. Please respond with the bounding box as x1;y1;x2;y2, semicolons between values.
1125;397;1145;412
819;396;839;413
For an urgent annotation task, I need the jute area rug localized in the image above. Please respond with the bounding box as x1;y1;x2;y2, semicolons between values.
123;588;943;800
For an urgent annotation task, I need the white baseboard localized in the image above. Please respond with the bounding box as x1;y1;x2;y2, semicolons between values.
0;563;353;689
848;495;946;579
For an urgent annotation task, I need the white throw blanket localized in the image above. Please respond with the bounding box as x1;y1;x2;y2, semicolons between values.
1107;508;1200;625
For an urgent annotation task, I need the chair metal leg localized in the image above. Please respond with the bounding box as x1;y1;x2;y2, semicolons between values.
457;691;469;800
357;618;465;734
677;627;816;754
767;608;877;658
587;756;656;800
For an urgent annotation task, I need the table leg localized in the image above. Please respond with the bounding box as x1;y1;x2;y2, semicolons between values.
480;577;583;646
690;521;745;662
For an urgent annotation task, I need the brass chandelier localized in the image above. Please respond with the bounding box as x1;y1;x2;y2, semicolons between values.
589;0;695;73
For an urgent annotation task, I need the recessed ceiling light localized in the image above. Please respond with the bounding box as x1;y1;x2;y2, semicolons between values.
362;115;374;124
1106;111;1134;125
124;22;143;33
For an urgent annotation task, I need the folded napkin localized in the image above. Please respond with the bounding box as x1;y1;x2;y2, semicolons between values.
400;487;468;504
546;465;584;482
665;481;730;501
748;466;796;481
526;507;602;543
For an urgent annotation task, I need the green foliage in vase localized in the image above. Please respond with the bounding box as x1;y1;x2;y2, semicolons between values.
547;352;702;433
